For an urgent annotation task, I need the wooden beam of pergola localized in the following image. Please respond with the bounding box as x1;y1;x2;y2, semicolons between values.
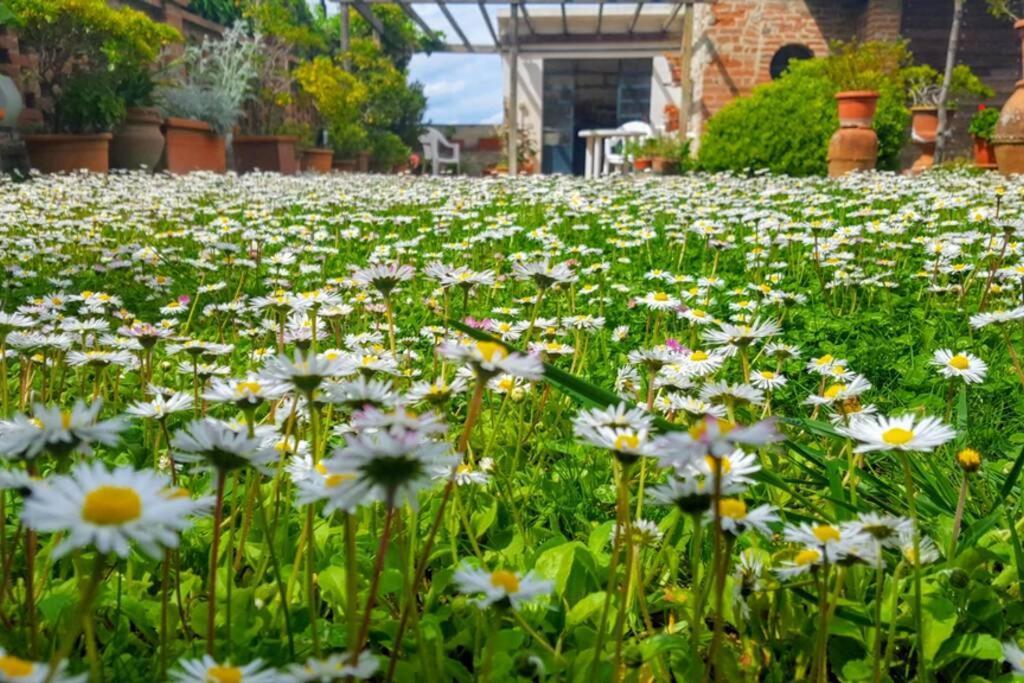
560;2;568;34
351;0;387;36
627;0;644;32
478;1;499;45
436;0;474;51
660;1;683;30
596;0;604;34
519;3;536;35
397;0;435;36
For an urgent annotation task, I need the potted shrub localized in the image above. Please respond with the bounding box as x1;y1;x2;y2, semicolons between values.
156;22;257;174
651;136;689;175
627;138;657;171
8;0;179;173
295;56;368;172
968;104;999;169
277;121;332;173
904;64;992;173
234;33;299;174
110;65;168;171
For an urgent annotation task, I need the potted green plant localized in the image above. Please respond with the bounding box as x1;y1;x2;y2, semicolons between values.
651;136;689;175
110;64;168;171
904;63;992;172
968;104;999;169
294;55;368;172
627;138;657;171
234;34;300;174
8;0;179;173
156;22;257;174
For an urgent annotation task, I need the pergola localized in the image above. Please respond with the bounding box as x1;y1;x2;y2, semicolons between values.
338;0;712;174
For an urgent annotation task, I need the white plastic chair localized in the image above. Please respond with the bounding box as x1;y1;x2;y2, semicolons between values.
603;121;653;175
418;127;461;175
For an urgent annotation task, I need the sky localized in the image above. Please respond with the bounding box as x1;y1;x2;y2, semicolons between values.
405;5;503;125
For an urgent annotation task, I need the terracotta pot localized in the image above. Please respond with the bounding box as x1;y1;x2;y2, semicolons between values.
357;151;371;173
909;107;956;173
300;148;333;173
994;20;1024;175
24;133;112;173
652;157;678;174
161;117;226;174
333;159;358;172
973;136;997;169
835;90;880;128
233;135;298;174
664;104;680;133
634;158;653;171
110;107;164;171
827;127;878;177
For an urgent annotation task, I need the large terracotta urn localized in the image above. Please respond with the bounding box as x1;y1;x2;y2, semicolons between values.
828;91;879;177
110;107;165;171
994;20;1024;175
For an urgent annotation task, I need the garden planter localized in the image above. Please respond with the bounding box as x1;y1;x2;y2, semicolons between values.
161;117;226;174
300;148;333;173
994;20;1024;175
111;107;165;171
910;107;955;174
664;104;680;133
233;135;298;174
973;136;997;169
634;158;653;172
652;157;678;174
24;133;112;173
357;151;371;173
835;90;879;128
827;127;878;177
333;159;358;172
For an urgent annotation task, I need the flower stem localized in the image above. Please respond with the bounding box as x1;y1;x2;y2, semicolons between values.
353;504;396;663
44;553;106;683
207;469;227;657
900;454;927;680
949;472;969;558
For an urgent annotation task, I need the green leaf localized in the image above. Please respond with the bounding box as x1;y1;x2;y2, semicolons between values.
921;590;957;662
933;632;1004;669
567;591;607;626
534;541;598;604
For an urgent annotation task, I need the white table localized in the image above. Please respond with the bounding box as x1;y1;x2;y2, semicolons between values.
578;128;648;179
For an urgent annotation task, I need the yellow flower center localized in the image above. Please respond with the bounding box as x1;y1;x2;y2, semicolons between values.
0;655;34;677
207;665;243;683
881;428;914;446
476;341;507;363
759;371;776;379
324;473;355;488
235;381;261;395
614;433;640;452
691;309;706;318
815;354;834;366
653;292;669;302
489;570;520;593
690;351;709;362
61;411;72;430
705;454;732;474
718;498;747;519
948;354;970;370
823;383;846;399
456;463;472;475
795;548;821;566
82;486;142;526
812;525;841;543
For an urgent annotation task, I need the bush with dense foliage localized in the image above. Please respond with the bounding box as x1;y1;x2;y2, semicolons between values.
969;105;1001;140
7;0;179;132
294;55;368;156
699;43;922;176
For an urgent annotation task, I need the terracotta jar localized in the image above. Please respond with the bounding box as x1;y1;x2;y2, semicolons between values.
835;91;880;128
333;158;358;172
110;107;165;171
233;135;298;174
973;136;997;168
162;117;226;174
827;127;878;176
300;148;333;173
652;157;678;174
994;20;1024;175
634;158;653;171
24;133;112;173
910;106;953;174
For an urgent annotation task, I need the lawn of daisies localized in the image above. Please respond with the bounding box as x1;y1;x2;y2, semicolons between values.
1;169;1024;683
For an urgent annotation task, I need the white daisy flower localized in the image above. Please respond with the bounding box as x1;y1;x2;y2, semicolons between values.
1001;641;1024;676
171;656;279;683
0;648;85;683
0;400;125;460
285;651;379;681
22;461;209;558
839;414;955;453
171;418;277;472
930;349;987;384
437;339;543;381
453;566;553;609
707;498;778;536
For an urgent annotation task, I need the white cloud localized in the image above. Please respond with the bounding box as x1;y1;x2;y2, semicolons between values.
409;53;503;124
423;79;466;97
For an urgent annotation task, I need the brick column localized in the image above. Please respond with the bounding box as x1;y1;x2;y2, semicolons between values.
863;0;903;42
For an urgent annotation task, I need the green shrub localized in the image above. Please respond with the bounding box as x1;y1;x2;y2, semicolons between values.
698;52;910;176
968;105;1001;140
55;73;126;133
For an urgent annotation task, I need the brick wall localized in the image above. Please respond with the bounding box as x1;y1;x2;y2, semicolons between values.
863;0;903;42
697;0;863;121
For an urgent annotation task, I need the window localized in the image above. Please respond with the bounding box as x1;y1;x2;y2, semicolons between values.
769;44;814;80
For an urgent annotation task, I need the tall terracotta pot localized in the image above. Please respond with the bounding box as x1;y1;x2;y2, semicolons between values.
161;117;226;174
111;107;165;171
910;107;955;174
233;135;298;174
994;20;1024;175
24;133;112;173
828;91;879;176
973;136;997;169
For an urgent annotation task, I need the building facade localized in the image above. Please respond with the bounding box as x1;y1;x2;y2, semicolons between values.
497;0;1020;173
